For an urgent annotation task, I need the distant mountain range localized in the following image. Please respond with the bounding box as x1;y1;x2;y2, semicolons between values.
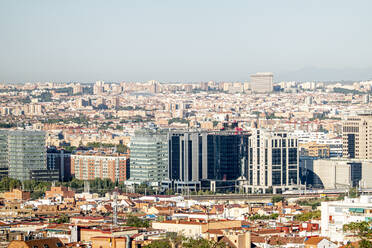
277;66;372;83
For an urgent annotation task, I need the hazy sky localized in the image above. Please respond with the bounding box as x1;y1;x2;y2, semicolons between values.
1;0;371;82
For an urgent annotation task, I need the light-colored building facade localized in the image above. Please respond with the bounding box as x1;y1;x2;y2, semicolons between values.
342;113;372;159
312;159;372;189
243;129;302;194
71;152;129;182
321;195;372;242
250;72;273;93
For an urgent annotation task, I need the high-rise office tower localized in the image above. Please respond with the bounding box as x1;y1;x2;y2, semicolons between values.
250;72;273;93
245;129;300;194
0;130;8;178
47;147;72;182
7;130;46;181
129;129;168;186
165;131;249;192
342;112;372;159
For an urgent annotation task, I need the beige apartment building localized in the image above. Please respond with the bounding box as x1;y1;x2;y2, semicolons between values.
342;112;372;159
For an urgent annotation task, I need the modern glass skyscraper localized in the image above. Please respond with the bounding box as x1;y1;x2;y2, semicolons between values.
166;131;249;192
7;130;46;181
128;129;168;186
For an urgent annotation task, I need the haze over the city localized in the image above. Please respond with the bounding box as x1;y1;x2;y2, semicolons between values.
1;0;372;83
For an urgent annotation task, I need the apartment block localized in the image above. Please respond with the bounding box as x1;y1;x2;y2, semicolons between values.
250;72;273;93
71;152;129;182
321;195;372;242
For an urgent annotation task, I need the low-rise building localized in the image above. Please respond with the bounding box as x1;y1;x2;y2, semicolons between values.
2;189;30;201
151;219;241;238
321;195;372;242
7;237;65;248
45;186;75;199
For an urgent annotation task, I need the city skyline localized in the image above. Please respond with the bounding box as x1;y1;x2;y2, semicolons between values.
1;0;372;83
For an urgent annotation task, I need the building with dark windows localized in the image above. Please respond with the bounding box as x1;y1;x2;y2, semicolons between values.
2;130;46;181
310;159;372;189
30;169;60;181
242;129;302;194
47;147;72;182
163;131;249;192
0;130;8;178
342;112;372;159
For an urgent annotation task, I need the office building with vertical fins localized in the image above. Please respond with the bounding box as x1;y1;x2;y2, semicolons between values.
243;129;302;194
164;131;249;192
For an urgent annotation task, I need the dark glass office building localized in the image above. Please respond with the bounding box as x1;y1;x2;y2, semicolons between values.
164;131;249;192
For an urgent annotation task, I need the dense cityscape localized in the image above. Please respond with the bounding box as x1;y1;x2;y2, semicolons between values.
0;75;371;248
1;0;372;247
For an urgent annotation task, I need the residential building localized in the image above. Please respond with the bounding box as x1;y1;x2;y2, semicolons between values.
7;238;65;248
45;186;75;199
321;195;372;242
2;189;30;201
250;72;273;93
128;129;168;186
342;112;372;159
71;152;129;183
304;237;337;248
151;219;242;238
300;142;330;158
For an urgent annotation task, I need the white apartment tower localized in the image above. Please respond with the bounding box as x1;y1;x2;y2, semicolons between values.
250;72;273;93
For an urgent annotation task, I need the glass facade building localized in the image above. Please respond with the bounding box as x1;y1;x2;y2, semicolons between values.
0;130;8;178
165;131;249;192
7;130;46;181
129;129;168;186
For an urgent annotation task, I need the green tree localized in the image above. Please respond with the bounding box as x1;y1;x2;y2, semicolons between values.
349;187;359;198
343;221;372;248
126;214;150;228
271;196;284;204
0;177;22;192
116;144;128;153
294;210;321;221
143;240;171;248
182;237;226;248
